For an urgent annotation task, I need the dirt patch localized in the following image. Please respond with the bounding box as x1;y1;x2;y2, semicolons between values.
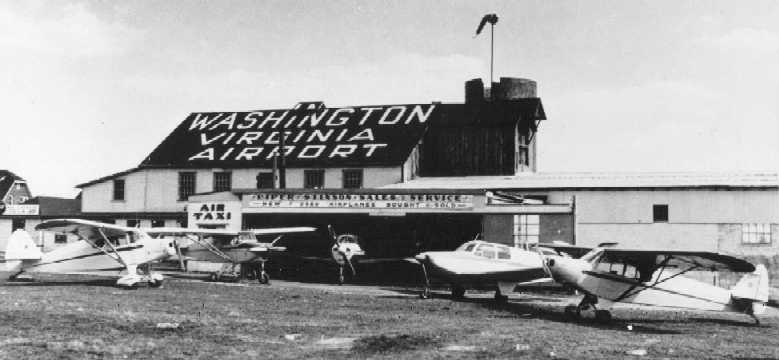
353;334;439;354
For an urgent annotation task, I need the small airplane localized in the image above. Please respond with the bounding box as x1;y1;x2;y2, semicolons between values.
414;239;552;302
144;226;317;283
146;225;365;285
539;244;771;324
293;226;366;285
3;219;176;288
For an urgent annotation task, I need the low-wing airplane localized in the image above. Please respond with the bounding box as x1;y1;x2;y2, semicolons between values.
414;239;552;302
146;225;365;285
4;219;176;288
284;226;366;285
539;245;771;324
144;226;317;283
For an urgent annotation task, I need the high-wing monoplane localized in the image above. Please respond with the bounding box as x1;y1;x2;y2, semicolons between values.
145;225;365;285
540;245;770;324
4;219;176;288
144;226;316;283
414;240;552;302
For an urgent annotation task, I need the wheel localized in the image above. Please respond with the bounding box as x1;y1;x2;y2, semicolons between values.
451;285;466;300
419;288;431;299
494;294;509;304
338;273;345;286
123;283;139;290
149;279;164;288
210;273;218;282
564;305;581;320
595;310;612;324
259;272;270;285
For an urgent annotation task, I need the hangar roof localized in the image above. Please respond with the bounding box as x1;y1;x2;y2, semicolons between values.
380;172;779;190
138;99;545;169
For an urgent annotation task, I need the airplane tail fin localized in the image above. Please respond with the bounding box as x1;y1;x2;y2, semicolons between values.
4;229;42;261
731;264;769;306
4;229;41;272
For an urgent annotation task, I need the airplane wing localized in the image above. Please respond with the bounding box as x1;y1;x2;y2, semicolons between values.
145;227;316;237
35;219;139;241
600;249;755;273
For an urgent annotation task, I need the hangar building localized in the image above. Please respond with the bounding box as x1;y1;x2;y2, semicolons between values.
73;77;778;269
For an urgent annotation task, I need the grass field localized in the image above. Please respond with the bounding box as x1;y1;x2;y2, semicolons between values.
1;272;778;359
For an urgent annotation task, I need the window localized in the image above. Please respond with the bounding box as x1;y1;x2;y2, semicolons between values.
151;220;165;228
113;179;125;201
742;223;771;245
213;172;232;192
513;215;540;248
653;204;668;223
178;172;196;201
474;244;497;259
304;169;325;189
342;169;363;189
54;234;67;244
12;218;25;231
256;172;274;189
126;219;139;228
496;245;511;259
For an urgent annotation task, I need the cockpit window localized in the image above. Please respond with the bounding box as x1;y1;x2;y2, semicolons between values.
474;244;496;259
496;246;511;259
455;242;476;252
337;235;358;244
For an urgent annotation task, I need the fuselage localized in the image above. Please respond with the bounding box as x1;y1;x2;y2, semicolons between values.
546;253;745;313
21;234;172;274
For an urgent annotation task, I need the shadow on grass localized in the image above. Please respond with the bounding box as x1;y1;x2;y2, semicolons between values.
376;287;771;334
0;278;119;287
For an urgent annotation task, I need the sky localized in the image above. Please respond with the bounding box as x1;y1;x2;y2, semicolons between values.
1;0;777;198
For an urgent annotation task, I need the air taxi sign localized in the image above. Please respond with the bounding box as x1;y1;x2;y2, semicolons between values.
245;192;473;211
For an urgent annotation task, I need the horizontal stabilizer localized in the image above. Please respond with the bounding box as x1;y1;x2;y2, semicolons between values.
4;229;41;260
731;264;769;303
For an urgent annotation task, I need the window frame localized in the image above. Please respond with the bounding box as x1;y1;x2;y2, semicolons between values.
178;172;196;201
112;179;125;201
213;171;232;192
742;223;772;245
256;172;274;189
54;234;68;244
342;169;364;189
304;169;325;189
652;204;669;223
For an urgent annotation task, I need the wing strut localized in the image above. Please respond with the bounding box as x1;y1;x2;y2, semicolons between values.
93;228;128;269
615;255;701;302
188;235;236;264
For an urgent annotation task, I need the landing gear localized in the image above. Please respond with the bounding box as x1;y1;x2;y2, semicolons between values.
337;265;345;286
565;294;611;323
451;285;466;300
494;288;509;304
594;310;612;324
564;305;581;320
418;260;432;300
258;261;270;285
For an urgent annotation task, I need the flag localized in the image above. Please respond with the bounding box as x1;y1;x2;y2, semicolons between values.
475;14;499;36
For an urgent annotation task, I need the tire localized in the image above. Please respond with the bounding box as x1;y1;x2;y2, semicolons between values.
451;285;466;300
149;279;164;288
338;274;345;286
495;294;509;304
419;288;431;299
564;305;580;320
259;273;270;285
595;310;612;324
210;273;218;282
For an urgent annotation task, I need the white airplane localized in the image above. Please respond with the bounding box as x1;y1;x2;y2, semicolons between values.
414;240;552;302
144;226;317;283
4;219;176;288
146;225;365;285
539;245;771;324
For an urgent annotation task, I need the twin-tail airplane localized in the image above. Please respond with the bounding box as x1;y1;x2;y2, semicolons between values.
539;245;771;324
147;225;364;285
414;239;552;302
4;219;176;288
